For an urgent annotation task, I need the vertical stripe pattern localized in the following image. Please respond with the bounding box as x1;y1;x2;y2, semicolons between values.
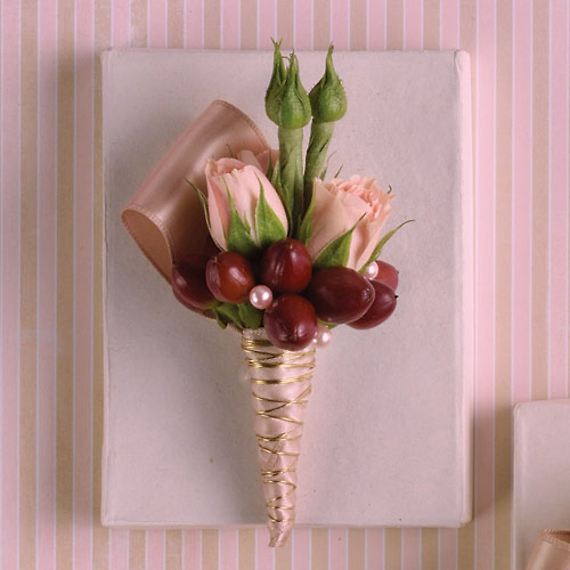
0;0;569;569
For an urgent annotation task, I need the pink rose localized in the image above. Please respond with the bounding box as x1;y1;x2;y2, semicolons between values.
205;154;287;251
307;176;394;270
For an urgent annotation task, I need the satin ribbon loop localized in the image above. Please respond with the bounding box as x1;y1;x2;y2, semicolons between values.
121;100;269;280
526;530;570;570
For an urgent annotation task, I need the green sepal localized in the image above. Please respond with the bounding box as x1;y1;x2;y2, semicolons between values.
215;302;243;329
271;164;293;231
254;178;287;249
225;188;259;257
313;215;365;270
237;302;263;330
297;189;315;244
358;220;415;273
185;179;224;251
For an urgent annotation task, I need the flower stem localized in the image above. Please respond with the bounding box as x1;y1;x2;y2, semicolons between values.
303;121;334;205
273;126;304;232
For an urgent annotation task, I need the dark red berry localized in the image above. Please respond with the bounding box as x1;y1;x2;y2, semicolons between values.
206;252;255;304
263;294;318;351
260;238;313;293
305;267;375;324
349;281;397;329
375;260;399;291
172;255;215;312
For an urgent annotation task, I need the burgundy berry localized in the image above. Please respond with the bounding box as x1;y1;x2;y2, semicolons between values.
349;281;397;329
260;238;313;293
172;255;215;312
206;251;255;304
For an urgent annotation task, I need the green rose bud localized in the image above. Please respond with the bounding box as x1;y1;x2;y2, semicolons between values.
265;39;286;124
266;53;311;129
308;45;347;123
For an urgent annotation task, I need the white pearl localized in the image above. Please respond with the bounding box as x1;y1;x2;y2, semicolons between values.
364;262;379;280
249;285;273;310
315;324;332;348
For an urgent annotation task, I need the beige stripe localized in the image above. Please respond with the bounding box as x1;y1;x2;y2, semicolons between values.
384;528;401;569
166;530;183;569
129;531;147;570
386;0;403;50
93;1;111;568
275;533;292;570
348;529;365;570
311;529;328;570
131;0;148;47
277;0;294;49
531;0;549;402
56;0;76;567
494;0;513;568
458;523;475;570
202;529;219;570
350;0;367;50
20;1;39;568
421;529;438;570
457;4;477;567
168;0;184;48
423;0;439;50
238;529;255;570
204;0;220;49
313;0;330;50
240;0;257;48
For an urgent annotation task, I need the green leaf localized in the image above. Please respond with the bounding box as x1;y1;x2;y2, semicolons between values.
296;189;315;244
254;178;287;249
211;307;229;330
359;219;415;273
216;303;244;329
224;187;259;257
237;302;263;330
313;215;365;269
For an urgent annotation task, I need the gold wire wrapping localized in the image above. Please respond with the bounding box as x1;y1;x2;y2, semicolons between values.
242;329;316;547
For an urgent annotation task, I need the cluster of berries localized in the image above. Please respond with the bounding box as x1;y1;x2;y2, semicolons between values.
172;238;398;351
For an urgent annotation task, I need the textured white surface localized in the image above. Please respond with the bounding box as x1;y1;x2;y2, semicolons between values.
102;49;473;528
513;400;570;569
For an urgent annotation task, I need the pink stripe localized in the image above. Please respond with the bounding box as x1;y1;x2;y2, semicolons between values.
1;0;21;567
512;0;533;405
147;529;165;570
185;0;203;48
439;529;458;569
402;529;420;570
329;529;347;570
113;0;130;46
221;0;239;49
255;529;274;569
183;530;202;570
440;0;459;49
548;0;570;398
73;0;94;567
219;529;238;570
292;528;311;570
257;1;276;49
331;0;349;50
149;0;167;48
404;0;422;49
294;0;312;50
37;0;58;567
365;529;384;570
474;0;496;568
368;0;386;49
110;529;129;570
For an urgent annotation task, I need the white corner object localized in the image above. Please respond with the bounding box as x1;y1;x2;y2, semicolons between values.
102;49;473;528
513;399;570;569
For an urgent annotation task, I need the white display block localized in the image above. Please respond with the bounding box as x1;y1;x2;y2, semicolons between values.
102;49;473;528
513;400;570;569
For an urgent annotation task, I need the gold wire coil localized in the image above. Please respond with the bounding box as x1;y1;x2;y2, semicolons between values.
242;329;316;526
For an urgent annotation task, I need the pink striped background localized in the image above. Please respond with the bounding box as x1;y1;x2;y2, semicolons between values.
1;0;569;568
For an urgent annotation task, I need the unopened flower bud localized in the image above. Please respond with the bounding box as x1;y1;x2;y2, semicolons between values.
266;53;311;129
309;45;347;124
265;39;286;124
